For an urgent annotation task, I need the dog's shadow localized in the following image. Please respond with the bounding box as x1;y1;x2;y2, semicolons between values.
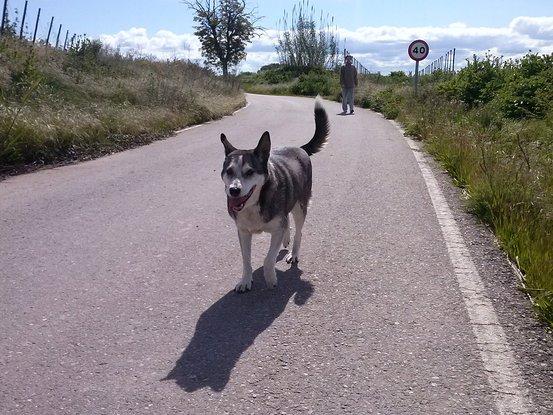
163;251;314;392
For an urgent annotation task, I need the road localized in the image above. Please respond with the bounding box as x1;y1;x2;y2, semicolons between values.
1;94;551;414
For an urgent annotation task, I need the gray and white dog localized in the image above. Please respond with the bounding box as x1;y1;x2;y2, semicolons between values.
220;98;330;292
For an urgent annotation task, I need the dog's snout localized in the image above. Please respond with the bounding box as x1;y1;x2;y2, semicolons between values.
229;186;241;197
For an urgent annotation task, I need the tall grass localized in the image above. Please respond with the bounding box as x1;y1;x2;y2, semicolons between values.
0;36;245;173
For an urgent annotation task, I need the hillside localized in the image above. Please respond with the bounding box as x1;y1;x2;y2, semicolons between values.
0;36;245;175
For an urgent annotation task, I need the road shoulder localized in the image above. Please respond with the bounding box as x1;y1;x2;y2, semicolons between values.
390;118;553;412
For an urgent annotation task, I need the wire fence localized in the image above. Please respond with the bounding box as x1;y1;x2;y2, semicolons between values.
421;48;456;75
0;0;80;50
342;46;457;78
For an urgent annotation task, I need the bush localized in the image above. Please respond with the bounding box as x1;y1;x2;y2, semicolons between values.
291;70;339;96
439;55;504;107
439;53;553;120
260;65;300;84
496;54;553;119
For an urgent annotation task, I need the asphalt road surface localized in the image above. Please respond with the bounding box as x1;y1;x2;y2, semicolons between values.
1;94;551;414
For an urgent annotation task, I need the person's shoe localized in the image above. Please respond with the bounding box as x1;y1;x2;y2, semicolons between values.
340;111;347;115
350;110;355;115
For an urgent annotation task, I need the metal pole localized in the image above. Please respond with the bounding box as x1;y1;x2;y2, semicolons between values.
0;0;8;35
46;16;54;46
452;48;456;72
55;23;62;48
32;7;40;43
414;60;419;95
19;0;28;39
63;29;68;50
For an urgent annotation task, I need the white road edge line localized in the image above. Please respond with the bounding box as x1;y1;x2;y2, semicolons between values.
393;122;534;415
174;101;251;134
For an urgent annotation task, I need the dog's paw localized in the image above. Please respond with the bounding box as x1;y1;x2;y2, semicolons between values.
285;253;299;264
282;228;291;249
263;268;278;290
235;278;252;293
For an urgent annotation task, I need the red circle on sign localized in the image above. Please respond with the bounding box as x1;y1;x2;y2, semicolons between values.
408;39;429;61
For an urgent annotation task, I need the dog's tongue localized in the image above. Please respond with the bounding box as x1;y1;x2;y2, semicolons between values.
227;194;249;210
227;186;256;212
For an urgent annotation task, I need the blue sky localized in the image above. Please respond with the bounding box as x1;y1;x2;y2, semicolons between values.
7;0;553;73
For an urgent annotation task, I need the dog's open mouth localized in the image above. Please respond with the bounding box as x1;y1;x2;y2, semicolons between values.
227;186;256;212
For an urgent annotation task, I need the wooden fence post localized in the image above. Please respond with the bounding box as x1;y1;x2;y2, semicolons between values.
46;16;54;46
55;23;62;48
63;29;69;50
19;0;28;39
32;7;40;43
0;0;8;35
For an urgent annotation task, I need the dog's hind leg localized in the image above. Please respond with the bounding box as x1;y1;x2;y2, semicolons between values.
282;217;291;249
264;228;285;289
286;203;306;264
235;229;253;293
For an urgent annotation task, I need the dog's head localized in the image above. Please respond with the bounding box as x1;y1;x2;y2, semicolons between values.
220;131;271;214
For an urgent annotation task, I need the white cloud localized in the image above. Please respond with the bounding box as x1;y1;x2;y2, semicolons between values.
99;16;553;74
100;28;202;61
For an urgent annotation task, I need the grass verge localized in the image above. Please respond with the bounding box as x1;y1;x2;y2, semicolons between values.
0;36;245;176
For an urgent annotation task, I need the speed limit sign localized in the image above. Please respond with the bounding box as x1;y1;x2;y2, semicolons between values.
408;39;429;61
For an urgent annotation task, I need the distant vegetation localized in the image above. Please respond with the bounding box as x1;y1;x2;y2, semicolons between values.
241;53;553;326
0;35;244;174
276;0;339;69
184;0;261;76
239;64;339;96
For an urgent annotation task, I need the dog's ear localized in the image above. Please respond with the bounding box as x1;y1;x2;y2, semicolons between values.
254;131;271;164
221;133;236;156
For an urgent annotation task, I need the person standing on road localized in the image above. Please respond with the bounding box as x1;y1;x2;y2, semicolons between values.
340;55;358;115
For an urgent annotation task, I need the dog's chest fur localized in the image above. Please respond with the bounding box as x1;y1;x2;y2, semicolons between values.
235;204;281;234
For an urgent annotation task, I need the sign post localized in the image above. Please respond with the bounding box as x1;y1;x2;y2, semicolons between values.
408;39;429;95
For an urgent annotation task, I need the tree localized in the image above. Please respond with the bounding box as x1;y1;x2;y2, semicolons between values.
276;1;339;70
184;0;261;76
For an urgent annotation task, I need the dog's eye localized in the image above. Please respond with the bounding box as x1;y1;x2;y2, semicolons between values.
244;170;254;177
226;168;234;176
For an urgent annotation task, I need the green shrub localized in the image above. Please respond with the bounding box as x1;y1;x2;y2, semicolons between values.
439;55;504;107
291;70;339;96
495;54;553;119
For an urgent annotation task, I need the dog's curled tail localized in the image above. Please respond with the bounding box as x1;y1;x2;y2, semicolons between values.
301;96;330;156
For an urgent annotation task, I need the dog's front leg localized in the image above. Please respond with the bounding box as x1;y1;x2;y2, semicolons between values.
263;229;284;289
235;229;253;293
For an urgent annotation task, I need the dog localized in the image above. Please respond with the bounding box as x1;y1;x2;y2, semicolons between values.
220;98;330;292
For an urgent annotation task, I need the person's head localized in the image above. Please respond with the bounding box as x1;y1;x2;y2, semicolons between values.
345;55;353;65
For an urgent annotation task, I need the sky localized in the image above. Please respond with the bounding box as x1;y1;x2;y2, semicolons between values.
6;0;553;73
